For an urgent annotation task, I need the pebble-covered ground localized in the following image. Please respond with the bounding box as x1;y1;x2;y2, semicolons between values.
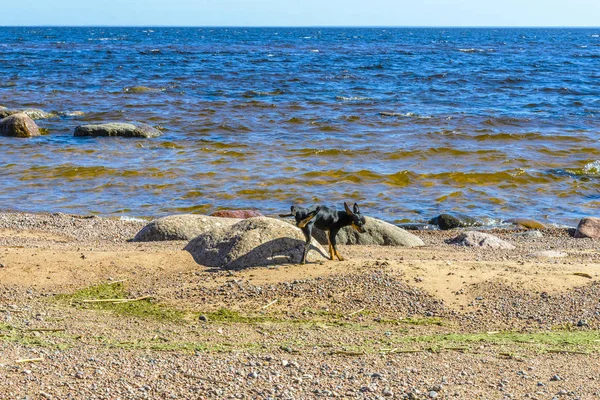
1;212;600;399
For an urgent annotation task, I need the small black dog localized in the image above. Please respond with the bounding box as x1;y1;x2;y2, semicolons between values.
280;202;366;264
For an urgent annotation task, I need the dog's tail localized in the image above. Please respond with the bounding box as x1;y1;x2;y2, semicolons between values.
296;206;322;228
279;205;297;218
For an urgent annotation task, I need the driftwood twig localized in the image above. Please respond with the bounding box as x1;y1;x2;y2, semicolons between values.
260;299;278;310
347;307;365;317
15;358;43;364
81;296;154;304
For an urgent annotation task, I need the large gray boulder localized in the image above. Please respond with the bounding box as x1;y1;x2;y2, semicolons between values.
312;216;424;247
0;113;41;137
449;231;515;249
74;122;161;138
574;217;600;239
133;214;241;242
184;217;328;269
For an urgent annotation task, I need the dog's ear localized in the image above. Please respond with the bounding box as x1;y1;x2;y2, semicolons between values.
353;203;360;214
344;202;355;216
291;205;298;214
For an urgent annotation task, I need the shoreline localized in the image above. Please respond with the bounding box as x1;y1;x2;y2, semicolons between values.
1;210;600;398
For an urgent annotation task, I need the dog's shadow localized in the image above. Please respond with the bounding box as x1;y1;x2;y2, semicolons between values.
184;237;327;272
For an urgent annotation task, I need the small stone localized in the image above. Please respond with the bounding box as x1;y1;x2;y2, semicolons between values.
383;388;394;397
550;375;561;381
281;360;289;367
537;382;546;387
199;315;208;322
448;231;515;249
247;371;258;379
75;371;84;379
429;391;439;398
528;250;567;259
513;230;544;239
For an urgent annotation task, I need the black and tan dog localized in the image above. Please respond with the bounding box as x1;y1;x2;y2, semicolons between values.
280;202;366;264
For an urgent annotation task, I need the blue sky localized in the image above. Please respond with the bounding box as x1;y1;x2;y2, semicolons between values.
2;0;599;26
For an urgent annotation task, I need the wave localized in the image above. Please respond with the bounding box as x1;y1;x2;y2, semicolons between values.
241;89;285;98
17;165;176;180
292;168;558;188
379;112;431;119
551;161;600;178
336;96;373;101
124;86;164;93
481;116;532;127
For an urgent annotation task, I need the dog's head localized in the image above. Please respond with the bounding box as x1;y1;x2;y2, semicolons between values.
344;202;366;233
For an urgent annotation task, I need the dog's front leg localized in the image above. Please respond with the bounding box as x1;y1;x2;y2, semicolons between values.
330;229;344;261
300;227;312;264
326;231;335;260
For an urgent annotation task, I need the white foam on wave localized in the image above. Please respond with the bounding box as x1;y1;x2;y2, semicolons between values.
583;160;600;174
336;96;372;101
457;48;492;53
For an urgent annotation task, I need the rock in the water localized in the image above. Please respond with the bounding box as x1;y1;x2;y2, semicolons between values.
74;122;161;138
312;216;424;247
132;214;241;242
449;231;515;249
574;217;600;239
0;113;41;137
429;213;483;230
397;223;438;231
210;210;264;219
505;218;546;230
57;110;85;117
184;217;327;268
0;108;54;120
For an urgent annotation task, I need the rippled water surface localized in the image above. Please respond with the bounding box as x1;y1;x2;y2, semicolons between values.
1;27;599;224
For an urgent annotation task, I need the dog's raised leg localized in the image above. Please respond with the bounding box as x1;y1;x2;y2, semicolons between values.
330;228;344;261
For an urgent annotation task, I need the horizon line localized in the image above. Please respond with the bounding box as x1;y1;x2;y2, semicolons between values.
1;25;600;29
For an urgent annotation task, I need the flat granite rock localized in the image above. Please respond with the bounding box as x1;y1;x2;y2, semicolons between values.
185;217;327;269
0;108;55;120
312;216;424;247
505;218;547;230
449;231;515;250
133;214;241;242
210;210;264;219
74;122;161;138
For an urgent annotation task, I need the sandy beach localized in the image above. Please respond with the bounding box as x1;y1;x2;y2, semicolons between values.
1;212;599;399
